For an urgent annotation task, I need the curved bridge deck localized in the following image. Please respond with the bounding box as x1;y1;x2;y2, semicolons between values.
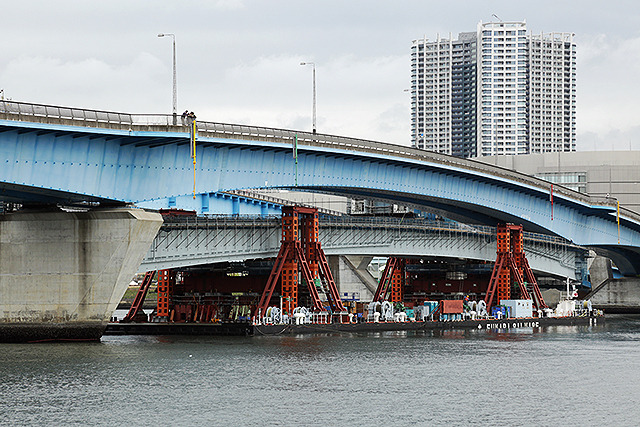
1;100;638;274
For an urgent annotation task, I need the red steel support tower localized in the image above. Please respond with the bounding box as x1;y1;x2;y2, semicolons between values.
156;269;176;320
281;208;299;314
257;206;346;317
484;224;548;311
121;271;156;323
373;257;405;303
302;210;320;282
390;262;404;303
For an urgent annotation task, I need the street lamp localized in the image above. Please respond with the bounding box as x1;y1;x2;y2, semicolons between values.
158;33;177;125
300;62;316;134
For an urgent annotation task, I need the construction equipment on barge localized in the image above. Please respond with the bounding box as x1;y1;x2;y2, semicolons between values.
110;212;601;336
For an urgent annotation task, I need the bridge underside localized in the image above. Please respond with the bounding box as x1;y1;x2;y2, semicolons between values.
297;186;545;232
282;187;639;276
0;182;121;207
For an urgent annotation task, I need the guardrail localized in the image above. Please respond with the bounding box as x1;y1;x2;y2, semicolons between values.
1;99;633;222
0;100;173;126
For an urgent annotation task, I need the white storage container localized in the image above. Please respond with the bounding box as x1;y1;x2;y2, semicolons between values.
499;299;533;318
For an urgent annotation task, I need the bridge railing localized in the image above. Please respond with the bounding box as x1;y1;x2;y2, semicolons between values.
0;100;176;127
321;216;582;249
1;100;632;221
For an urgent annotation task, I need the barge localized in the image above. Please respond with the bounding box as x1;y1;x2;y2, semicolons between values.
105;300;603;337
106;213;601;339
252;313;602;335
104;313;602;337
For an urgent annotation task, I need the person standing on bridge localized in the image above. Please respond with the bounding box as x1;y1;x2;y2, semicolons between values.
181;110;188;125
186;112;197;128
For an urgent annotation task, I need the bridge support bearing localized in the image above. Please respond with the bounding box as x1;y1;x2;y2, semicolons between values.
0;208;162;342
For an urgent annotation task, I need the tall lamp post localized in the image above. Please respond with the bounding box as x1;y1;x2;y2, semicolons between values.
158;33;177;125
300;62;316;134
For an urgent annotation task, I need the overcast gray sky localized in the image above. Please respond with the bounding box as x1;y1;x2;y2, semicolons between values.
2;1;640;150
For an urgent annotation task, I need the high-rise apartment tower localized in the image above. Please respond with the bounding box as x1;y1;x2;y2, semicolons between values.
410;21;576;157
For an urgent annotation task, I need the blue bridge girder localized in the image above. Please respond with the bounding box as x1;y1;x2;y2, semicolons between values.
1;101;640;274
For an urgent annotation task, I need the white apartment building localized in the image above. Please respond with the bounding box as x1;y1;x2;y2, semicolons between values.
411;20;576;158
528;32;576;153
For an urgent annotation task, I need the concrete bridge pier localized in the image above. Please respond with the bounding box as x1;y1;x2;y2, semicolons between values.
0;208;163;342
328;255;377;301
587;256;640;313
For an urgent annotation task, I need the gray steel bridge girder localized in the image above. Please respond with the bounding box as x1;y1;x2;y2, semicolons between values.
140;219;586;281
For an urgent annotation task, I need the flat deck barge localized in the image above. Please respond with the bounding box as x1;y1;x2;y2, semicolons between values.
104;314;602;337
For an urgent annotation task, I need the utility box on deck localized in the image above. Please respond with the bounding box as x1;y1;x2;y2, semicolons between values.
500;299;533;318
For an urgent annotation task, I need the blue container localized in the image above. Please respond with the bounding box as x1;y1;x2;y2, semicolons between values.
424;301;438;316
491;306;508;318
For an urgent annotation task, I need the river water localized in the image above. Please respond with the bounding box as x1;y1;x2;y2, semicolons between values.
1;315;639;426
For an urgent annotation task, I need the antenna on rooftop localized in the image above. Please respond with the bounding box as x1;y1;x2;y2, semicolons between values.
492;14;502;22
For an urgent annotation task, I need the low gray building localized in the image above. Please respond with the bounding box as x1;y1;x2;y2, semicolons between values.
476;151;640;214
477;150;640;310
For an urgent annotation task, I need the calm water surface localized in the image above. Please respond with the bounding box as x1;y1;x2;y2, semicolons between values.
1;315;639;426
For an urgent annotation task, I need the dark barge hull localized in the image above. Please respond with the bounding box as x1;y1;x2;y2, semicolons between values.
104;315;602;337
254;315;602;335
